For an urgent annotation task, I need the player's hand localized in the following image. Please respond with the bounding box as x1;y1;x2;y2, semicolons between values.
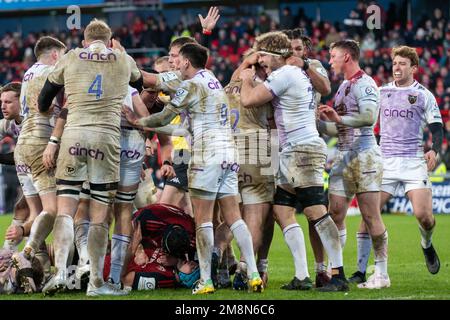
160;164;176;179
425;150;438;171
122;106;140;126
198;6;220;32
239;68;255;81
145;138;155;156
286;56;305;68
43;142;58;170
319;105;341;123
5;225;24;242
243;52;260;66
111;38;125;52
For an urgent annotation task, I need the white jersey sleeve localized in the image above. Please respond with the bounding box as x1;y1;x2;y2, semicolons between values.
156;71;183;94
166;81;197;114
263;69;290;97
424;90;442;125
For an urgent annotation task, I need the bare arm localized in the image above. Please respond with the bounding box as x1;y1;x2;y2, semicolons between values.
318;120;338;137
132;92;150;118
42;107;67;170
141;70;159;89
240;69;273;108
306;65;331;97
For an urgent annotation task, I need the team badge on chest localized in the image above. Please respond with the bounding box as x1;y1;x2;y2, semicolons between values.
408;94;417;104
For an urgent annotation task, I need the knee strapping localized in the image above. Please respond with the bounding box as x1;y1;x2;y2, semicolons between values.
115;190;138;203
273;187;297;208
56;184;82;201
90;182;118;205
295;186;325;209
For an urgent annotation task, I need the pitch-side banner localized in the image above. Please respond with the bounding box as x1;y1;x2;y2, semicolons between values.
0;0;103;11
385;179;450;214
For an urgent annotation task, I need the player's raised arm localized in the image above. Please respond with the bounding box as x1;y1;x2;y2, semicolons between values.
198;6;220;34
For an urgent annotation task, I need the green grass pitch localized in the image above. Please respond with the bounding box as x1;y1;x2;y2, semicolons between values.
0;213;449;300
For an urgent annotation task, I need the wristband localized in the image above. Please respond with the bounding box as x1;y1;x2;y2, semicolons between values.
202;28;212;35
49;136;60;145
163;160;172;166
19;225;25;236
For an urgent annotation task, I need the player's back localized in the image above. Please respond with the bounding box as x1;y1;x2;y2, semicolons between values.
380;80;442;158
19;63;61;145
50;41;139;134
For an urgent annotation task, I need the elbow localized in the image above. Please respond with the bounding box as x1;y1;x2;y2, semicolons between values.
320;84;332;97
240;98;252;108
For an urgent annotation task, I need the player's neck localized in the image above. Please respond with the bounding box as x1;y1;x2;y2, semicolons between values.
38;56;55;66
343;63;361;80
394;78;414;87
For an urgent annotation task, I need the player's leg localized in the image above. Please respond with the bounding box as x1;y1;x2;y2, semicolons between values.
74;184;91;279
408;188;440;274
308;220;329;287
356;191;390;289
219;194;263;292
190;194;216;294
256;208;274;286
273;185;312;291
109;182;138;286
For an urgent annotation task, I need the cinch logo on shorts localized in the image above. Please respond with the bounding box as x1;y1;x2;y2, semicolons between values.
78;51;117;61
120;149;142;160
16;164;31;174
383;108;413;119
69;143;105;160
238;172;253;184
221;161;240;173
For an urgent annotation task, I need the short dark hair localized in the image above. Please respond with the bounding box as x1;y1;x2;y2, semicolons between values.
0;82;21;97
330;39;360;61
179;43;209;69
34;36;66;59
283;28;313;53
169;36;197;50
162;225;190;259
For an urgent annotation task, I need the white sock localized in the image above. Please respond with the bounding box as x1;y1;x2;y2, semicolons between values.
26;211;55;252
109;234;131;284
339;228;347;249
87;223;109;288
230;219;258;278
257;258;268;273
196;222;214;282
3;218;25;251
74;219;90;266
53;214;74;278
419;223;434;249
356;232;372;273
372;230;388;275
283;223;309;280
314;215;343;269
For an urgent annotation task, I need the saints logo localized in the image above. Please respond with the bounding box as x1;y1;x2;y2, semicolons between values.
408;94;417;104
335;103;347;115
345;86;351;96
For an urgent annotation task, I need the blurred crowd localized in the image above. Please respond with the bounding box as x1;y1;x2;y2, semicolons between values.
0;1;449;175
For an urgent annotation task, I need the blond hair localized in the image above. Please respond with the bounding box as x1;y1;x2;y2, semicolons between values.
391;46;419;67
255;32;292;58
84;19;112;44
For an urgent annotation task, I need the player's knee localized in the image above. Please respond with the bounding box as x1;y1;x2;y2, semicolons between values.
295;186;326;209
90;182;118;205
418;215;435;230
273;187;297;208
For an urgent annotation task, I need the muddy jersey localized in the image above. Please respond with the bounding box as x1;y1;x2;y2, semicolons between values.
165;69;235;164
18;63;62;145
333;70;379;152
264;65;317;149
47;41;141;134
380;80;442;158
0;119;21;141
225;78;272;166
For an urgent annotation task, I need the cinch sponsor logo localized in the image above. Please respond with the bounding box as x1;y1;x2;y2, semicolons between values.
208;79;223;90
16;164;31;174
238;172;253;184
225;85;240;95
23;72;34;82
120;149;141;160
69;143;105;160
383;108;413;119
79;52;117;61
221;161;240;172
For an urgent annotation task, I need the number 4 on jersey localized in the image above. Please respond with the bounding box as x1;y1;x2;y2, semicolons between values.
88;74;103;99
